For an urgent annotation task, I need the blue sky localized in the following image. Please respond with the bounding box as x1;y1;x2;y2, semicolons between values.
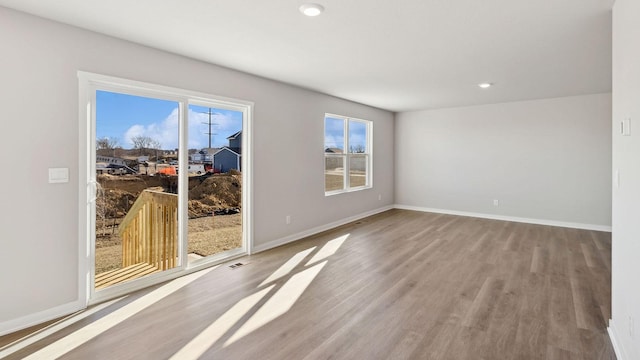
96;90;243;150
96;91;365;152
324;117;367;152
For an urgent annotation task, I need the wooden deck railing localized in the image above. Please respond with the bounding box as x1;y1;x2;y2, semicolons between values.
118;189;178;271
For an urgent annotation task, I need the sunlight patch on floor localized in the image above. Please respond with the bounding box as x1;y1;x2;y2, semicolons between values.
0;297;124;359
168;285;275;360
21;235;348;359
306;234;349;266
224;260;328;347
22;267;215;360
258;247;317;287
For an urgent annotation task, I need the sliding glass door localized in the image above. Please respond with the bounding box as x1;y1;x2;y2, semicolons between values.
93;90;182;291
186;104;244;265
81;72;252;304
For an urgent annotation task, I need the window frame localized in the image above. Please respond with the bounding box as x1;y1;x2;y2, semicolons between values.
324;113;373;196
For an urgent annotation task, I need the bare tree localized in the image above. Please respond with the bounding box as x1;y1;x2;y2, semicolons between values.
97;137;119;150
97;137;122;157
149;139;162;152
149;139;162;167
131;135;154;155
350;144;366;153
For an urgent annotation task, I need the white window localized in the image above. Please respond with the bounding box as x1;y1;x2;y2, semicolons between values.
324;114;372;194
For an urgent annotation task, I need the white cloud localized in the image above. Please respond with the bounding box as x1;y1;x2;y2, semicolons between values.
123;108;180;149
324;134;344;149
188;109;241;149
123;107;242;150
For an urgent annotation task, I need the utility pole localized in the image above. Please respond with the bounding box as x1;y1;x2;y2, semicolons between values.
201;108;218;149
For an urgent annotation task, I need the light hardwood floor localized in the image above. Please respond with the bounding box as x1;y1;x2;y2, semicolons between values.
0;209;615;359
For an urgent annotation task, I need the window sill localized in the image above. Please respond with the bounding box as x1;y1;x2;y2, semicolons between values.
324;185;372;197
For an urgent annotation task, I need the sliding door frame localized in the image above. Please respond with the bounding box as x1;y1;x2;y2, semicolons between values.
78;71;254;306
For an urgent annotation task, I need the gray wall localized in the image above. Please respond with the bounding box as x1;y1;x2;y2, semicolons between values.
0;6;394;334
395;94;612;228
611;0;640;358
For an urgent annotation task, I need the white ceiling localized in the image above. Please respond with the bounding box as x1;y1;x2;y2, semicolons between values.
0;0;614;112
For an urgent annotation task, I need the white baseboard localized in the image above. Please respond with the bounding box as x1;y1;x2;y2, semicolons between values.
252;205;394;254
394;204;612;232
0;299;84;337
608;319;629;360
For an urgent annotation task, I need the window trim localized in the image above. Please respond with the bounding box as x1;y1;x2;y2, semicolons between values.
324;113;373;196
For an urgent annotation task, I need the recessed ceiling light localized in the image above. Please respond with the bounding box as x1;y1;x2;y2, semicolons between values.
300;3;325;17
478;82;493;89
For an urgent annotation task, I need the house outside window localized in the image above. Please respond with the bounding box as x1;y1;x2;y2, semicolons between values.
324;114;372;195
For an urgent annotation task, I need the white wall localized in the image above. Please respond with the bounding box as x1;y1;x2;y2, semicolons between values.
0;7;394;334
610;0;640;358
395;94;612;229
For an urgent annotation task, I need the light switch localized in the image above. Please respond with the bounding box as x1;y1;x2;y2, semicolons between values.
49;168;69;183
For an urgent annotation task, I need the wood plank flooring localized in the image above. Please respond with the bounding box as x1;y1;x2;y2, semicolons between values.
0;209;615;359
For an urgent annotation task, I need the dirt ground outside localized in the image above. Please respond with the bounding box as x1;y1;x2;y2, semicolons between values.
325;172;366;191
95;172;242;274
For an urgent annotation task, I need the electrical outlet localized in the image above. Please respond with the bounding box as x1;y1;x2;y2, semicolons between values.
285;215;291;225
378;194;382;201
630;315;635;338
493;199;499;206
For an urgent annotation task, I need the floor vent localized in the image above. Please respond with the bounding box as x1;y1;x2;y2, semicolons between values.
229;262;245;269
